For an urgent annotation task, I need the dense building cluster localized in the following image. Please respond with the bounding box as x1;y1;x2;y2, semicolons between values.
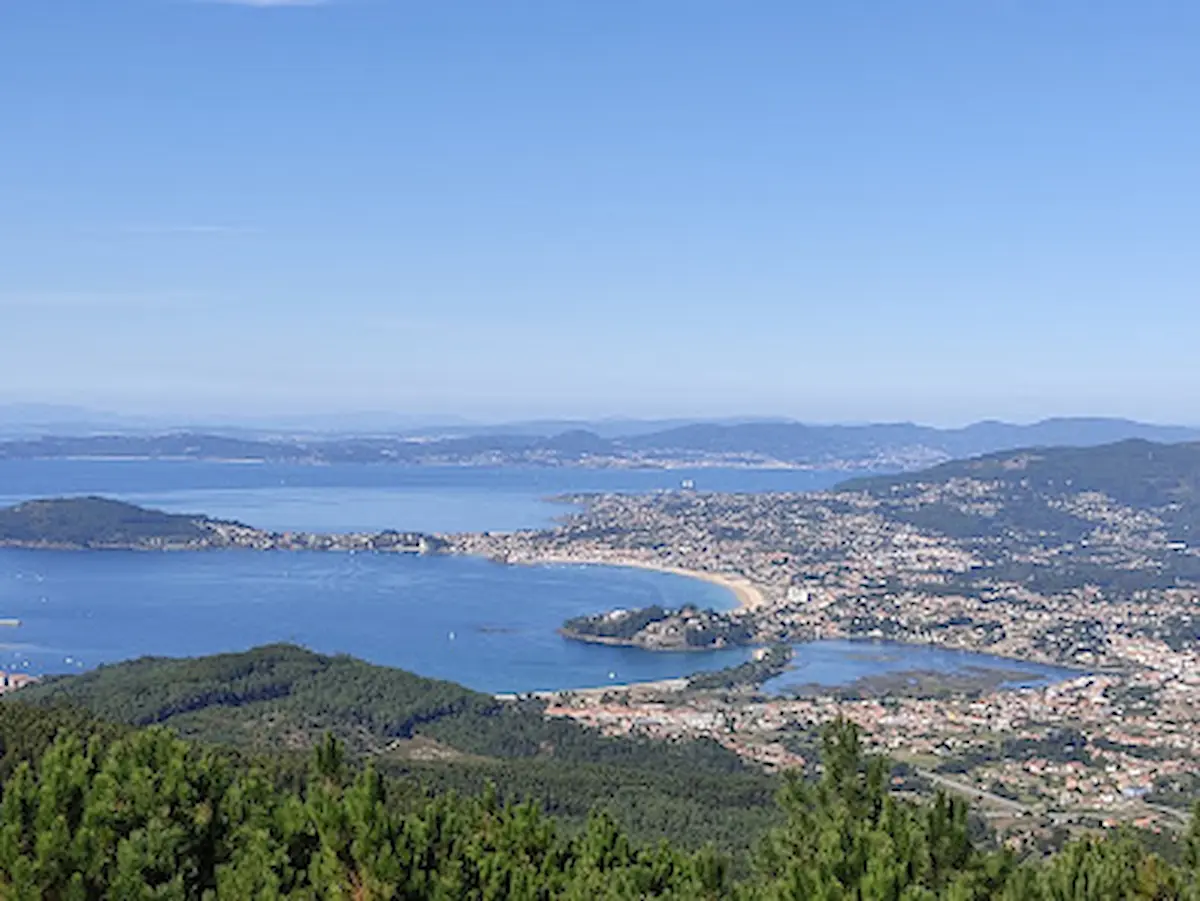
449;468;1200;835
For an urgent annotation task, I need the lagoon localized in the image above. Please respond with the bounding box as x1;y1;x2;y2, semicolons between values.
762;639;1079;696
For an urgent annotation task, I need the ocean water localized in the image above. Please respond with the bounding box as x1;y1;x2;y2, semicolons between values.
0;459;859;534
0;550;750;692
0;459;1075;693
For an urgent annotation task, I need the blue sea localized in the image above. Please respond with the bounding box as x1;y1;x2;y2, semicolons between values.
0;459;855;534
0;460;1075;692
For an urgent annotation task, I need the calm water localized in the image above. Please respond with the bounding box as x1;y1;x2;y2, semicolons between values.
0;459;858;533
0;550;751;692
762;639;1079;696
0;459;1074;693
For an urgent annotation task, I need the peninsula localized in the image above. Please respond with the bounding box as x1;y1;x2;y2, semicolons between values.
560;604;756;650
0;497;445;554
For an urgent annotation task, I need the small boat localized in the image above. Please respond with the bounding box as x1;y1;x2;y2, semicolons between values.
0;619;20;627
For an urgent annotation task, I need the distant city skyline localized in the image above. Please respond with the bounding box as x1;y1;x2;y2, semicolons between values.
3;2;1198;423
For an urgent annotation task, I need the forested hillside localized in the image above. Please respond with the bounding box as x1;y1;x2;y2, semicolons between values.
11;645;779;855
0;496;214;547
0;705;1196;899
14;644;742;766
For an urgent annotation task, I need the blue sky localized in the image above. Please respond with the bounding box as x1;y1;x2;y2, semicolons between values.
2;1;1198;424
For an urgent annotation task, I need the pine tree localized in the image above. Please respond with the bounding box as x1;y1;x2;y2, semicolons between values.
1035;834;1182;901
0;712;1195;899
751;718;1010;901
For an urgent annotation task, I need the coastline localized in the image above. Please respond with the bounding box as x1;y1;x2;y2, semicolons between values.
498;677;690;700
493;553;767;612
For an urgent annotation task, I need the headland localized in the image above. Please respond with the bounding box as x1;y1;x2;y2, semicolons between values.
0;496;445;555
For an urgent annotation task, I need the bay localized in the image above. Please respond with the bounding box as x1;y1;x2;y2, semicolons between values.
0;459;858;533
0;549;751;692
0;459;1074;694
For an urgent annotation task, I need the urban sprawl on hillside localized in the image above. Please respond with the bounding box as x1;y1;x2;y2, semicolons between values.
451;444;1200;842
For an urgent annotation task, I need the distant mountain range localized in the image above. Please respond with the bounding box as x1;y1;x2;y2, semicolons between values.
0;405;787;440
0;416;1197;470
0;404;473;438
618;418;1200;467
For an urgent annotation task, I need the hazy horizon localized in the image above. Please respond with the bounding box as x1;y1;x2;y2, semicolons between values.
1;400;1198;434
5;2;1199;422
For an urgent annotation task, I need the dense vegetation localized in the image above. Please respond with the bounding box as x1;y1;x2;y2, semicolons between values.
687;645;793;690
562;606;674;641
11;645;780;854
562;605;755;648
15;645;742;767
1;707;1197;899
0;497;216;547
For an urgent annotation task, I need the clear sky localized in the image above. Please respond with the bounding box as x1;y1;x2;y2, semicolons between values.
2;1;1198;425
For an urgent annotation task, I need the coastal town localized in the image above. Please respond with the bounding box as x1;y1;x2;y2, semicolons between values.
202;521;446;555
0;496;446;555
3;446;1198;840
448;449;1200;838
9;1;1200;891
542;660;1199;842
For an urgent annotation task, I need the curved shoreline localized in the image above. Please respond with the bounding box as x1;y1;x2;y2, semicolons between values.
495;554;767;611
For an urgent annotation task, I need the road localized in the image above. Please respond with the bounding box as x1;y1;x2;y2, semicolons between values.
915;769;1033;815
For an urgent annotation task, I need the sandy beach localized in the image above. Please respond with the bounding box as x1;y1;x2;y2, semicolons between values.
482;554;767;697
506;554;768;611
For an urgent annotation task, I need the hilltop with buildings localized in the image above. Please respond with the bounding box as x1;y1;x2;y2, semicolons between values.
449;440;1200;836
0;497;445;554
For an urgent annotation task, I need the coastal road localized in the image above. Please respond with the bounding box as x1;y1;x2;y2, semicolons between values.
915;769;1034;815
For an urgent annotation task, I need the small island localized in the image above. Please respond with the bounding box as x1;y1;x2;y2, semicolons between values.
0;497;446;554
560;604;757;651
